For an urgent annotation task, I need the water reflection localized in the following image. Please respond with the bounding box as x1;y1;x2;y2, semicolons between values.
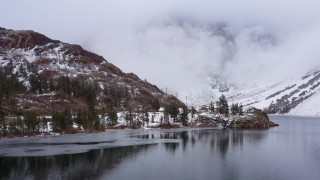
156;129;265;157
2;117;319;180
0;128;269;180
0;145;156;180
164;143;180;153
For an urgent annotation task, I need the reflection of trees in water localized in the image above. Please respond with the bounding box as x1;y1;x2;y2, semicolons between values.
164;143;180;153
180;131;189;151
0;144;156;180
160;132;179;140
158;129;266;157
232;130;244;148
216;129;230;157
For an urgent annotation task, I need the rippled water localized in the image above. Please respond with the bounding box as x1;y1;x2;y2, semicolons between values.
1;115;320;180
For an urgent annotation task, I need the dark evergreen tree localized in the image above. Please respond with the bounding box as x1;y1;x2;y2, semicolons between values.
52;110;73;131
144;111;149;127
231;103;239;115
218;95;229;115
75;109;84;129
164;110;170;124
63;109;73;129
52;111;63;131
165;102;179;122
180;105;189;126
190;106;196;119
239;104;244;115
125;112;131;125
29;74;40;94
268;101;276;114
151;112;155;123
159;116;164;124
210;101;215;113
108;107;118;126
24;111;38;132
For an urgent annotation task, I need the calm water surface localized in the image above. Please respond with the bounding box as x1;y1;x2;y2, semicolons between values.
1;115;320;180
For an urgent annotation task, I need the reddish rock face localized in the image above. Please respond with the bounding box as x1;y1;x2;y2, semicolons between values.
0;29;58;49
0;27;184;113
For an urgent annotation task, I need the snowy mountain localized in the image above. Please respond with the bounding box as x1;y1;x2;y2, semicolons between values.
0;27;183;114
187;69;320;115
228;69;320;113
159;22;320;116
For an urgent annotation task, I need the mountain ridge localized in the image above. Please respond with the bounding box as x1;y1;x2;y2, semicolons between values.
0;27;183;115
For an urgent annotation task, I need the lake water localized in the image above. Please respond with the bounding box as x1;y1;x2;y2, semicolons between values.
1;115;320;180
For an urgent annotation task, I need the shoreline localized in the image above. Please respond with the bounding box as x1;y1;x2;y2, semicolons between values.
0;124;279;139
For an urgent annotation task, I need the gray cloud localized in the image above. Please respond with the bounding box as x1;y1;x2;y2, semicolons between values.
1;0;320;94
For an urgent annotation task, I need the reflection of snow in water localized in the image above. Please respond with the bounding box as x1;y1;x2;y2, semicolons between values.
1;117;320;180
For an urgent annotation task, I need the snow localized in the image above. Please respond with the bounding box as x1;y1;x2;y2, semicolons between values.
289;91;320;116
101;107;188;129
183;70;320;115
2;31;320;116
0;42;105;88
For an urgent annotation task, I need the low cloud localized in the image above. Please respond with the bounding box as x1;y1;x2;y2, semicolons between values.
1;0;320;94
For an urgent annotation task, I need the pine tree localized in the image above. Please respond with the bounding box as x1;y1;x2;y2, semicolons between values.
125;112;131;126
210;101;215;113
52;110;73;131
151;112;155;123
75;109;84;129
231;103;239;115
108;107;118;126
24;111;38;132
268;101;276;114
144;111;149;127
166;103;179;122
180;105;189;126
29;74;40;94
218;95;229;115
239;104;244;115
160;116;164;124
52;111;63;131
191;106;196;118
63;109;73;129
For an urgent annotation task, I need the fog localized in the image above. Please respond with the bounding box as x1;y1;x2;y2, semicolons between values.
1;0;320;94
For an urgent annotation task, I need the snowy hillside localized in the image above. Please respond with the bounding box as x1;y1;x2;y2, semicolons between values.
289;91;320;116
0;27;183;114
186;69;320;115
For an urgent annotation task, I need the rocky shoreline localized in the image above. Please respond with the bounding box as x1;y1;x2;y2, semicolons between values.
0;108;279;139
188;108;279;129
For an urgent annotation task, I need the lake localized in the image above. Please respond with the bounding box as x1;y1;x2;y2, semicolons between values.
1;115;320;180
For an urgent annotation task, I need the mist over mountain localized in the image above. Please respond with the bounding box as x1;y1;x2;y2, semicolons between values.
1;0;320;114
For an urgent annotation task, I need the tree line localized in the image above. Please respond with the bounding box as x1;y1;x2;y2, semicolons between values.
200;95;244;116
0;66;26;121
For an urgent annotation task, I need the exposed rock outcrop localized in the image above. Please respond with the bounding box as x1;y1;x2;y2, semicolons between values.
227;108;279;129
189;108;279;129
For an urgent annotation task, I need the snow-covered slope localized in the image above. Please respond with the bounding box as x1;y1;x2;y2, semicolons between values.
228;70;320;113
0;27;183;113
289;91;320;116
187;69;320;115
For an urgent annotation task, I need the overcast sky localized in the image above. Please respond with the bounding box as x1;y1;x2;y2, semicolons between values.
1;0;320;94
